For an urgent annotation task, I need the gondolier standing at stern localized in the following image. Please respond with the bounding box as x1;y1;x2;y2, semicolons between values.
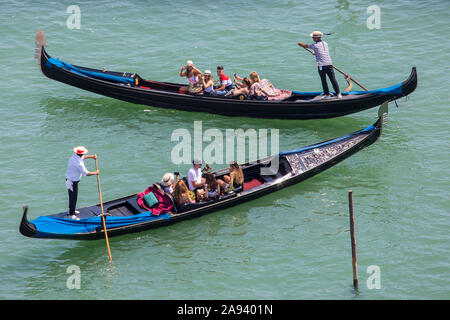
298;31;342;99
65;146;99;219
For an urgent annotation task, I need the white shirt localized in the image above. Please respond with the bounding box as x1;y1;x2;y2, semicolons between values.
66;155;89;182
187;167;202;191
163;185;173;194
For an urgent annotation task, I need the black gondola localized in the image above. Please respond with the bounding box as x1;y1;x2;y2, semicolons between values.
35;30;417;120
19;104;389;240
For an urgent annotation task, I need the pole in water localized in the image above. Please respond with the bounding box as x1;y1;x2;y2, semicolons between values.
348;190;358;290
95;157;112;262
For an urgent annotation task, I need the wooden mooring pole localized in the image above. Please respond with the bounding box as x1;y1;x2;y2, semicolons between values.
348;190;358;290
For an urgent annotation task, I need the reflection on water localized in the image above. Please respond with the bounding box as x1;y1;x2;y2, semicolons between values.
335;0;361;24
21;241;118;299
39;96;375;141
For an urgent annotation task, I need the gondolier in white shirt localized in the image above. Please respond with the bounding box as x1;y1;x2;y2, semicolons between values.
65;146;98;219
298;31;342;99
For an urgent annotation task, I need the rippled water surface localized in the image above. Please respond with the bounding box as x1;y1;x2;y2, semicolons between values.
0;0;449;299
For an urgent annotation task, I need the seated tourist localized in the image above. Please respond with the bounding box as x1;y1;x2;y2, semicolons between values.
187;158;206;200
160;172;178;194
248;71;292;100
220;161;244;192
215;65;234;95
225;74;252;98
173;180;195;206
204;173;221;200
201;70;215;95
179;60;203;94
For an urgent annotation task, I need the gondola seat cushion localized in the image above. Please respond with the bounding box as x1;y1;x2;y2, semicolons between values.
243;178;264;191
143;192;159;208
137;185;173;216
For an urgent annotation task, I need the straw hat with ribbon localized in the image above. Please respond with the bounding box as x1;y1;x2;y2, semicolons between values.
73;146;88;155
309;30;323;38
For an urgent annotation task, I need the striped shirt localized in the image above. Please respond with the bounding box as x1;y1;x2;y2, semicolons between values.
307;40;333;67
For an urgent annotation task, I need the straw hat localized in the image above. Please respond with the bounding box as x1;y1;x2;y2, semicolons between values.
193;158;202;165
73;146;88;155
161;173;175;186
310;30;323;37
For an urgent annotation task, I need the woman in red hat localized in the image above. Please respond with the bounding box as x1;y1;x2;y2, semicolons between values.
65;146;99;219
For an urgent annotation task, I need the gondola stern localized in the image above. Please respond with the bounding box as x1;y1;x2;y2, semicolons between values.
34;30;46;56
35;29;50;77
373;102;389;140
400;66;418;97
19;205;38;238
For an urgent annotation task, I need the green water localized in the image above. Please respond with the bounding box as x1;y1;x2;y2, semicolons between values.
0;0;449;300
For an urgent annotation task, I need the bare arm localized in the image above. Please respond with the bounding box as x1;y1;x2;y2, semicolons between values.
191;181;203;188
202;78;215;89
82;154;97;160
81;154;99;175
193;68;202;77
216;80;226;91
86;170;99;176
229;172;237;188
234;79;244;88
180;65;187;77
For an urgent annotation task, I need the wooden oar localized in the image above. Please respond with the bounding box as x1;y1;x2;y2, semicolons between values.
94;156;112;262
302;47;369;91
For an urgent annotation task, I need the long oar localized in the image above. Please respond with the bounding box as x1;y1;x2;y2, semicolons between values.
302;47;368;91
94;156;112;262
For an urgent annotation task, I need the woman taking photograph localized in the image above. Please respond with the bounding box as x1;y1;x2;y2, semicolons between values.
179;60;203;94
224;74;252;98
